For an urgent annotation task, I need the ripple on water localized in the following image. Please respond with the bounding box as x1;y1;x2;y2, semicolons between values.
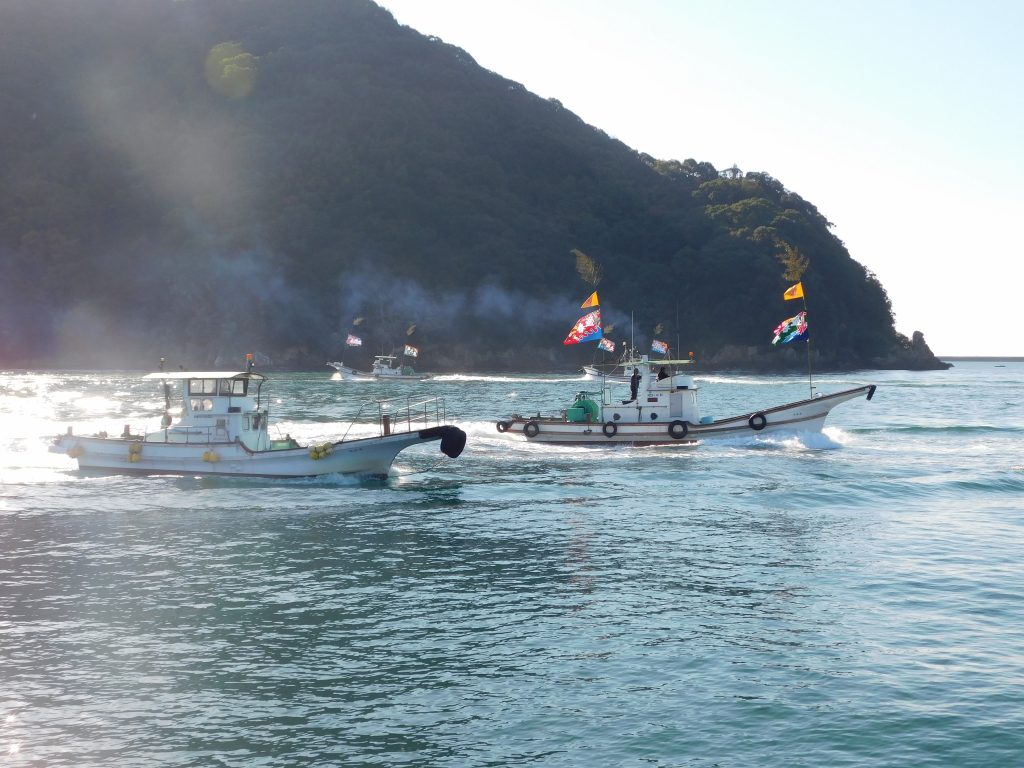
3;365;1024;766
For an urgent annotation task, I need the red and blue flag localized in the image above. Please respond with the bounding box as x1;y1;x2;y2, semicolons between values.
563;310;603;345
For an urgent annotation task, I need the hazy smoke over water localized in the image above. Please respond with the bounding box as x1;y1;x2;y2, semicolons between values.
332;269;634;366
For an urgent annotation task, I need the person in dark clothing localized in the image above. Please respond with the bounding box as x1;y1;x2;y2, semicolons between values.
628;367;641;401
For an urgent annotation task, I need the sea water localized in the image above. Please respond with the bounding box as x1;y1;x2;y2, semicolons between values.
1;362;1022;767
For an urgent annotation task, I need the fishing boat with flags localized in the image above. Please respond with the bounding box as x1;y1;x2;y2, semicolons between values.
327;354;429;381
496;285;876;444
366;347;430;380
328;332;429;381
327;333;375;380
497;353;874;444
582;341;642;382
51;358;466;478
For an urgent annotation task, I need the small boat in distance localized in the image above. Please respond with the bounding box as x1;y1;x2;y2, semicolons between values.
328;354;429;381
582;363;629;382
497;355;875;445
367;354;430;380
326;361;375;380
51;369;466;478
581;345;642;382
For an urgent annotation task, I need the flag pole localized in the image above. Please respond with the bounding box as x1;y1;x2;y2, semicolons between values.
803;293;813;398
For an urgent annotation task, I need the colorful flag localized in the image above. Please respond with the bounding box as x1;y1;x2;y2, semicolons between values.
772;311;808;345
598;338;615;353
345;334;362;347
783;282;804;301
404;344;419;357
580;291;599;309
651;339;669;355
563;310;603;345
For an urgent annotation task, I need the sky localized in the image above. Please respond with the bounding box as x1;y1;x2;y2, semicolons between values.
379;0;1023;356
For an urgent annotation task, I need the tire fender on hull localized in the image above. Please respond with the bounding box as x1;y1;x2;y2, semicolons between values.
668;420;688;439
419;425;468;458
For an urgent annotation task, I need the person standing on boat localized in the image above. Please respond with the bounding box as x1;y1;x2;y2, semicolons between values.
628;367;641;402
658;366;669;380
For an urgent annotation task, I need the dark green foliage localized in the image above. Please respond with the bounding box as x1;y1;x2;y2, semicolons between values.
0;0;940;370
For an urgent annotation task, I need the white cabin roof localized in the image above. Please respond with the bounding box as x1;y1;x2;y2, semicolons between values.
142;371;266;380
617;360;693;369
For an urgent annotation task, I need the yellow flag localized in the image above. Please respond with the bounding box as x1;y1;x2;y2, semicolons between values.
580;291;599;309
783;282;804;301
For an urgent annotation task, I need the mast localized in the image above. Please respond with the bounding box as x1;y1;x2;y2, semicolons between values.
630;311;634;361
801;294;813;398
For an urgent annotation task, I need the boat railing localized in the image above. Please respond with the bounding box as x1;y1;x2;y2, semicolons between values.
144;424;229;444
343;395;450;439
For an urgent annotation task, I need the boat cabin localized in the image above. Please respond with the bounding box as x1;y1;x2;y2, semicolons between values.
141;371;277;450
576;355;704;425
371;356;398;375
372;355;418;377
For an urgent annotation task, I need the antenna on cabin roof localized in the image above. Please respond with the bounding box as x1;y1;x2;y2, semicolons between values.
246;352;255;372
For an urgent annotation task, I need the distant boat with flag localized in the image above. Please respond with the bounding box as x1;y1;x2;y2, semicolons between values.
582;341;642;382
328;354;429;381
367;349;430;380
327;333;374;379
328;334;429;381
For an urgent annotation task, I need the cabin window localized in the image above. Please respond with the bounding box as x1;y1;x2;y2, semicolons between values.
188;379;218;395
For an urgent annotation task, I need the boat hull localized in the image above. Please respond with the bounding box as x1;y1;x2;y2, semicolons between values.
581;365;629;382
327;363;429;381
373;372;430;381
327;363;375;380
497;386;875;445
51;426;466;479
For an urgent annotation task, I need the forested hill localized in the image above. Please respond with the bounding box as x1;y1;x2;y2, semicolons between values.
0;0;945;371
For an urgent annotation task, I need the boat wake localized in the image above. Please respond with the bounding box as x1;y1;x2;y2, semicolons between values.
711;427;850;451
431;374;586;383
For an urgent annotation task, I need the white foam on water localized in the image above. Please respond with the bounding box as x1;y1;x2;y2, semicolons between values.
430;374;583;383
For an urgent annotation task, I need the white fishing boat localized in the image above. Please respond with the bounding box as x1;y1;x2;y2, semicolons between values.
496;355;875;445
51;369;466;478
326;361;375;380
366;354;430;381
581;346;644;382
581;363;629;382
328;354;429;381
